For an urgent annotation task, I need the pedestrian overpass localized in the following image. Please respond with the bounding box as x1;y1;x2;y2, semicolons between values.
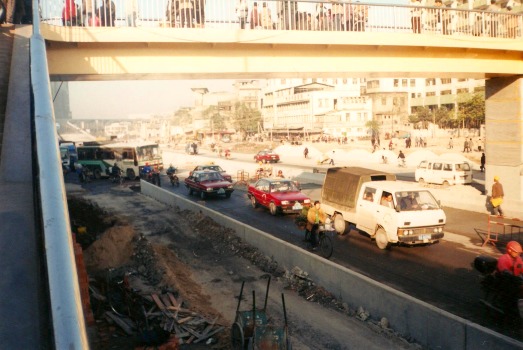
3;0;523;349
39;0;523;203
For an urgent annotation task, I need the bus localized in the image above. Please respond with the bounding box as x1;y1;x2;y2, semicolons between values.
76;141;163;180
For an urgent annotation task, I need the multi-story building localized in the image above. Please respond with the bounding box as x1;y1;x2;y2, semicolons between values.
261;78;371;139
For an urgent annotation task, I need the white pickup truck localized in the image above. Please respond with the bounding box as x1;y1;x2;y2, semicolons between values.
321;167;446;249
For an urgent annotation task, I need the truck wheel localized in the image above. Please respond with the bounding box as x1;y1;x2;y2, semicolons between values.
333;215;347;235
418;178;425;185
126;169;136;180
375;228;390;250
442;180;450;188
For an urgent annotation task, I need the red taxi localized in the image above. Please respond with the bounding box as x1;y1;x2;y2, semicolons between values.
248;178;311;215
184;170;234;199
190;164;233;182
254;150;280;163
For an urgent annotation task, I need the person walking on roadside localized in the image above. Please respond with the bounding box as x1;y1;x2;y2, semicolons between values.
448;137;453;149
491;175;504;216
469;138;474;152
463;139;469;153
303;147;309;159
329;150;335;165
397;150;406;166
480;153;485;172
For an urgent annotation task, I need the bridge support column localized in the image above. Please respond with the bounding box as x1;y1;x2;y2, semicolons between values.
485;76;523;204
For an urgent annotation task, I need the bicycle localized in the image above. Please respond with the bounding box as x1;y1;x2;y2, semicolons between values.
304;224;334;259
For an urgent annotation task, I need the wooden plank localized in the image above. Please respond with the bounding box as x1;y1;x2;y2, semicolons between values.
167;292;179;307
177;316;193;324
160;294;172;308
196;316;218;341
185;335;195;344
151;294;166;310
105;311;134;335
194;326;225;344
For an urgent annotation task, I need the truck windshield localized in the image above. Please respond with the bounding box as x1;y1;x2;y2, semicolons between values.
395;190;440;211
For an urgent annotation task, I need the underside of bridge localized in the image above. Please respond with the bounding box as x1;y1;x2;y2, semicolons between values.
41;25;523;203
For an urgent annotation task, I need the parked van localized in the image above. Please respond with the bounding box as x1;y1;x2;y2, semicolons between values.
415;159;472;186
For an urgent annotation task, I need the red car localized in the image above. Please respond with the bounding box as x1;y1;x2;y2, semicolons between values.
184;170;234;199
254;150;280;163
248;178;311;215
190;164;233;182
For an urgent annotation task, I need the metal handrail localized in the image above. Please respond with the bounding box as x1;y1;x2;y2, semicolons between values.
37;0;522;39
31;0;90;348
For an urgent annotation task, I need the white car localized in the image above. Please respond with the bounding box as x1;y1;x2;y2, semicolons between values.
415;159;472;186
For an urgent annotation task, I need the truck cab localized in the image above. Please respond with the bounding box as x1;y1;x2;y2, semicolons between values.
321;167;446;249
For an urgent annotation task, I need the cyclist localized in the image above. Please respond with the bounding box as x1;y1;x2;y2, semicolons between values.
306;201;326;250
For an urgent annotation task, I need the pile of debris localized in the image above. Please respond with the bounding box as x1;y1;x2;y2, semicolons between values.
90;279;224;348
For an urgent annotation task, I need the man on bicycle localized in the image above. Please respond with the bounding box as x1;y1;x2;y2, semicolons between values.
307;201;327;250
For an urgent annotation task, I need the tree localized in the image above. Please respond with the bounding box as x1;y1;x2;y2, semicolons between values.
202;106;226;131
457;93;485;129
365;120;380;139
412;106;432;129
172;108;192;126
408;113;420;125
433;106;450;128
232;102;261;140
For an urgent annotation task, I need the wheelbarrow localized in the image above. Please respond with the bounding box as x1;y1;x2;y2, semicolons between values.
250;293;292;350
231;277;271;350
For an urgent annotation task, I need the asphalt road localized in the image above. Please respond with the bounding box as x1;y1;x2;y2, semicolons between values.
154;165;522;342
65;152;521;342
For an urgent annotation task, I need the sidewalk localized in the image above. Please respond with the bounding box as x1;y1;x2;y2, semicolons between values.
0;25;50;348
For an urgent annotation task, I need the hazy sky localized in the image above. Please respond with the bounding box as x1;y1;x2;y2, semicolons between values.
66;80;235;119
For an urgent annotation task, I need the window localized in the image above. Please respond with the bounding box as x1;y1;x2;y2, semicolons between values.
410;79;416;87
402;79;408;87
427;92;436;96
443;163;452;171
393;79;399;87
433;163;443;170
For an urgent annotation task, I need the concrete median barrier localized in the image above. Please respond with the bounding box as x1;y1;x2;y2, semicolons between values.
141;180;522;350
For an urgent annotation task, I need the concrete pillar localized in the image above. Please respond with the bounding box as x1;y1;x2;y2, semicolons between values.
485;76;523;204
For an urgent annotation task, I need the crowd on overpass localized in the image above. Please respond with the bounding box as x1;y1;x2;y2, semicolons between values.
33;0;522;39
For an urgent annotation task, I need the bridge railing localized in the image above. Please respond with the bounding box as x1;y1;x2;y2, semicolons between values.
39;0;522;39
31;0;90;348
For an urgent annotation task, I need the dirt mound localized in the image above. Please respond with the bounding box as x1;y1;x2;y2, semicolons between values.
84;225;136;271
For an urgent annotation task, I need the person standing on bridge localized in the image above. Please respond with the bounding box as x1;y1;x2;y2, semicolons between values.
178;0;194;28
410;0;421;34
250;2;259;29
125;0;138;27
486;0;500;38
236;0;249;29
194;0;205;28
260;2;272;30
